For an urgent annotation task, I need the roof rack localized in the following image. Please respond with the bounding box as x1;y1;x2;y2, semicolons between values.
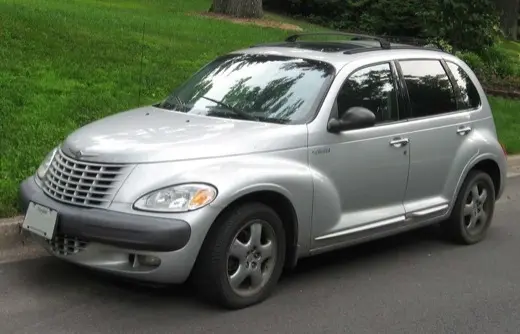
381;35;443;50
285;32;391;50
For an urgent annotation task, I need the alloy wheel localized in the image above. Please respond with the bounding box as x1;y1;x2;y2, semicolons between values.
462;181;491;236
226;220;277;298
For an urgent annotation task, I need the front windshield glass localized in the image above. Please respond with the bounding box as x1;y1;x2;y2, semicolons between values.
157;54;336;124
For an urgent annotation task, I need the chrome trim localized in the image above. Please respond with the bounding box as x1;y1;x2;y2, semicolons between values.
315;215;406;241
407;204;449;218
389;137;409;147
456;126;472;136
41;149;132;208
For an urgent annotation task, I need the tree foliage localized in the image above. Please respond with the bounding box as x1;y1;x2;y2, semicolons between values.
494;0;520;39
264;0;502;52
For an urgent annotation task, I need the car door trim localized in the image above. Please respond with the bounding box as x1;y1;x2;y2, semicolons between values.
315;215;406;241
407;203;449;218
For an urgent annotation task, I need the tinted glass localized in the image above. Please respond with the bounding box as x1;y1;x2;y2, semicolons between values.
399;60;457;118
337;63;398;123
447;62;481;110
157;54;335;124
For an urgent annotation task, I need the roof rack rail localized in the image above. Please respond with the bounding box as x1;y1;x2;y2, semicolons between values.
379;35;444;50
285;32;391;50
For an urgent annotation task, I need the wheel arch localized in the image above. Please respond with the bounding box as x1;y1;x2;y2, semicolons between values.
470;159;502;197
200;189;301;271
451;154;504;210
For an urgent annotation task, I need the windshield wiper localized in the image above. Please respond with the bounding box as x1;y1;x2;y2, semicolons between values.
200;96;257;121
159;94;185;111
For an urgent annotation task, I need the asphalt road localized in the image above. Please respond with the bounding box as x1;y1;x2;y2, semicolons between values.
3;178;520;334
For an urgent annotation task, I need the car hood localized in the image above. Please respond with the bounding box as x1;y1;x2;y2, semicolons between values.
61;106;307;164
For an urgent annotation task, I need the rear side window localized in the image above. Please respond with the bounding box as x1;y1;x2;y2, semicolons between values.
399;60;457;118
446;61;481;110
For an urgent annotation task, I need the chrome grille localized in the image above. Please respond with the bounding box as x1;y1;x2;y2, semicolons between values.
47;234;88;256
42;149;130;208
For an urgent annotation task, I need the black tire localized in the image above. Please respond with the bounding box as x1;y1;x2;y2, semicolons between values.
441;170;496;245
192;202;286;309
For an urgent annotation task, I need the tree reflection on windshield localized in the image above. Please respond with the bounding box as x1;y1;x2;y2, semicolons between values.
158;54;335;124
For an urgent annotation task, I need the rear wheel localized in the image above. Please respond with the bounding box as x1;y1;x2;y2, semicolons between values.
192;202;286;309
441;170;495;244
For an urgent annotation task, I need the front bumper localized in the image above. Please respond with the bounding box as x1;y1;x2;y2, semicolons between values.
19;177;202;284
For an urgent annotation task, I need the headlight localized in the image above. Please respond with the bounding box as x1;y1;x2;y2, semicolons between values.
36;147;58;179
133;184;217;213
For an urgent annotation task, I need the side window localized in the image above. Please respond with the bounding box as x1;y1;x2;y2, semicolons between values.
336;63;399;123
399;60;457;118
446;61;481;110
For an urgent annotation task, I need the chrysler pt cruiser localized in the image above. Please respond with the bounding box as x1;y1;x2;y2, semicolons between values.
20;33;508;309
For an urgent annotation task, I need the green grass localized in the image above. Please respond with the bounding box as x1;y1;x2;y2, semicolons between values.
0;0;326;217
0;0;519;217
489;96;520;153
495;39;520;74
498;39;520;55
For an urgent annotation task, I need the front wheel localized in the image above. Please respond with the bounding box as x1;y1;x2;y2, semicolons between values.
441;170;496;244
192;202;286;309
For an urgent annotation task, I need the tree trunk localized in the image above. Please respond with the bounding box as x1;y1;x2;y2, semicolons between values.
495;0;520;40
210;0;263;19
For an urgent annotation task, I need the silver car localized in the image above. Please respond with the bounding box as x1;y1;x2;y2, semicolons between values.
20;33;508;309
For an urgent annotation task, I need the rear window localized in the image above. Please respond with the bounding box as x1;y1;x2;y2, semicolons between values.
446;61;481;110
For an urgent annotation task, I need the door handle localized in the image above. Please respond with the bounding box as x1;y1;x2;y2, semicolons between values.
389;137;409;147
456;126;472;135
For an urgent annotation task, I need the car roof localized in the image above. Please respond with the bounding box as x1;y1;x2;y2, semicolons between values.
230;33;453;70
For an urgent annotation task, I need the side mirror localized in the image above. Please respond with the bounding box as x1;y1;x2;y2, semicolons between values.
327;106;376;133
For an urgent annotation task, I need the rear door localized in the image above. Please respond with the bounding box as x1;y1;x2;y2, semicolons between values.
395;58;480;218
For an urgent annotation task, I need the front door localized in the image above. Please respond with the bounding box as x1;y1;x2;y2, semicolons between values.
308;61;411;249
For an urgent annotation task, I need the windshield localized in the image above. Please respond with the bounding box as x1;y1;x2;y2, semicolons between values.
157;54;336;124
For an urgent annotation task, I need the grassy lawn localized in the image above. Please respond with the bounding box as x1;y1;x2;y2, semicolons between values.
489;96;520;153
0;0;325;217
498;39;520;58
0;0;519;217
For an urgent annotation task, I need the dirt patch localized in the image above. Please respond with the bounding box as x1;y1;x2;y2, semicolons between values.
194;12;303;31
484;86;520;99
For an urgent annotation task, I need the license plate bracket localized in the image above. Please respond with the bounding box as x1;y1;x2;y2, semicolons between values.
22;202;58;240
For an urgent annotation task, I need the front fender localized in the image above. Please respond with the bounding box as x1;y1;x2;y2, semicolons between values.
113;150;314;254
